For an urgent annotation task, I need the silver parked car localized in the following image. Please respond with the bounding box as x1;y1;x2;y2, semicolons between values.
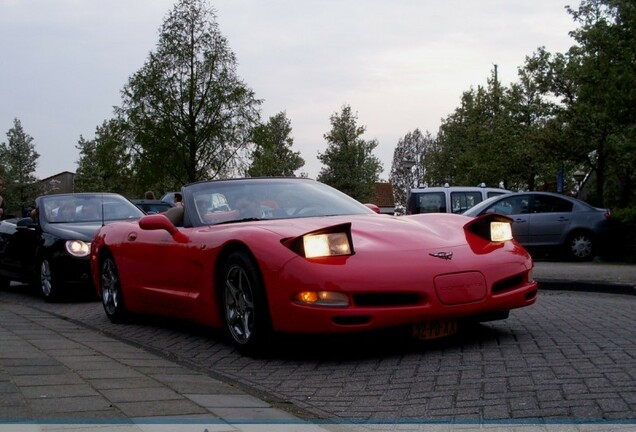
407;184;510;214
463;191;613;261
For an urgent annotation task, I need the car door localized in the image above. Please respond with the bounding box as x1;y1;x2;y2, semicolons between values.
481;195;531;244
0;218;41;281
118;225;202;318
526;194;573;246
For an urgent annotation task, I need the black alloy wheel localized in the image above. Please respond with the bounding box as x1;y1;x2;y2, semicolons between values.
0;274;9;290
221;250;271;356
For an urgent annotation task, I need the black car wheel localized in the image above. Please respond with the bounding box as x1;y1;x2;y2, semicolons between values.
0;274;10;290
100;253;128;323
39;258;61;302
221;251;271;355
567;231;595;261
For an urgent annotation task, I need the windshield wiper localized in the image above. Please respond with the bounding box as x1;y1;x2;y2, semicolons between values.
214;217;262;225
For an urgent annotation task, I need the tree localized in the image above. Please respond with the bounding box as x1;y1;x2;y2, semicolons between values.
117;0;261;189
247;112;304;177
389;129;435;212
75;119;136;195
0;118;41;215
565;0;636;207
426;69;515;188
424;63;567;193
317;105;383;202
524;0;636;206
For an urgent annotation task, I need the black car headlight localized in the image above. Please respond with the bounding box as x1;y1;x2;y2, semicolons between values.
65;240;91;257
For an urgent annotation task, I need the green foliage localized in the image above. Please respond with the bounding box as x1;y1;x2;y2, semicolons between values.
604;207;636;262
0;118;41;215
247;112;305;177
117;0;261;189
419;0;635;213
541;0;636;206
389;129;435;211
317;105;383;202
74;119;138;196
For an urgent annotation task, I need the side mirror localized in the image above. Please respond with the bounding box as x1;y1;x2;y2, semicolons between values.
364;203;381;214
139;214;188;243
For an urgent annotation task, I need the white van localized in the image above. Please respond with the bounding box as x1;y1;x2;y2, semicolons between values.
406;184;510;214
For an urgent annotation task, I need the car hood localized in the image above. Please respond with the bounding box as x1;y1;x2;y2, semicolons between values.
45;222;104;241
243;213;473;251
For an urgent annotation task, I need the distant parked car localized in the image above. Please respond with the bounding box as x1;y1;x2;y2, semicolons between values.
463;192;613;261
407;184;510;215
131;199;175;214
0;193;144;301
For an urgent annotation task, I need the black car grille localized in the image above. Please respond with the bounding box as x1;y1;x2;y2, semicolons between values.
352;292;423;307
492;273;526;294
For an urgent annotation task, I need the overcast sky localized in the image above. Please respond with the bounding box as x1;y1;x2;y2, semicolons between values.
0;0;577;182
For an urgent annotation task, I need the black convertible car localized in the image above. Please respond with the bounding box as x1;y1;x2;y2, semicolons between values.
0;193;144;301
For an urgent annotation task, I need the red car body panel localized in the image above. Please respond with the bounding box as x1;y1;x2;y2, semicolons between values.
91;210;537;335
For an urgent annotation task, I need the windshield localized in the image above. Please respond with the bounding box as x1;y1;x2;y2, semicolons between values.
40;194;145;223
187;179;374;226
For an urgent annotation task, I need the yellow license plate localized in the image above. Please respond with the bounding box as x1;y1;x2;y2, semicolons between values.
412;319;458;340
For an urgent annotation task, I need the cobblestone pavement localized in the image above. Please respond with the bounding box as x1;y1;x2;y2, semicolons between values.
1;284;634;423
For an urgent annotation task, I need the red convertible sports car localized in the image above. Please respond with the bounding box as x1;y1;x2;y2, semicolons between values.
90;177;538;355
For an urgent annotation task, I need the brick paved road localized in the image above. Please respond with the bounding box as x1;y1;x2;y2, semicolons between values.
1;285;634;422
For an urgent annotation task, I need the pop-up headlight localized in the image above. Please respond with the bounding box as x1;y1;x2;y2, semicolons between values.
465;214;514;242
284;222;354;258
490;221;513;242
303;232;351;258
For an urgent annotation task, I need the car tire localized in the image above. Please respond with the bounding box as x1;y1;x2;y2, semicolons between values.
566;231;595;261
100;252;129;323
221;250;272;356
38;257;62;302
0;274;10;290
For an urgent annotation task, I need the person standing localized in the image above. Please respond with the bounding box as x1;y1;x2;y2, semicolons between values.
174;192;184;207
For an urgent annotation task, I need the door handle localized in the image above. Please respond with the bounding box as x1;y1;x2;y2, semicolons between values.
127;232;138;241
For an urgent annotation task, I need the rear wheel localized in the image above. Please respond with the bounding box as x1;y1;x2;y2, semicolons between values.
100;253;128;323
566;231;595;261
221;251;272;356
